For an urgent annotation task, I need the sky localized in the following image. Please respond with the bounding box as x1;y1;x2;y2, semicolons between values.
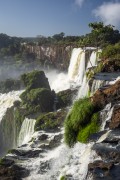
0;0;120;37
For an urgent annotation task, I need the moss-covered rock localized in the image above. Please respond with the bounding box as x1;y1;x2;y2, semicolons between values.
35;109;67;131
57;88;78;108
21;70;50;90
20;88;54;114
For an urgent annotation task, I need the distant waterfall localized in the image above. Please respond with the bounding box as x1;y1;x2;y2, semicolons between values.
68;48;83;82
18;118;36;146
87;51;97;68
51;48;101;95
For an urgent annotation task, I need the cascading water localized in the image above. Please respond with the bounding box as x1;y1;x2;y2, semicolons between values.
68;48;83;82
0;90;23;157
18;118;36;146
91;79;109;95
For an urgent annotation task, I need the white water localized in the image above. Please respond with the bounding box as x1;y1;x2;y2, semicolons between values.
18;118;36;146
0;90;22;122
68;48;83;82
50;48;101;96
87;51;97;69
0;90;23;156
91;79;109;95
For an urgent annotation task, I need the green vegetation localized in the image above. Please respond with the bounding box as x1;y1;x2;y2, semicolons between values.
101;43;120;59
60;176;66;180
35;109;67;131
77;112;100;143
79;22;120;47
20;88;54;114
21;70;50;90
64;98;99;147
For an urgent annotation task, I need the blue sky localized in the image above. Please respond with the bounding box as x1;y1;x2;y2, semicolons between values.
0;0;120;37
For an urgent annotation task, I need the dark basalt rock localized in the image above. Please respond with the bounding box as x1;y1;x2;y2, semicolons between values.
0;161;29;180
88;160;120;180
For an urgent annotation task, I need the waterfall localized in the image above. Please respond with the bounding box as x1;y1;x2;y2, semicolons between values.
0;90;23;157
76;51;86;84
87;51;97;69
18;118;36;146
68;48;83;82
77;50;99;98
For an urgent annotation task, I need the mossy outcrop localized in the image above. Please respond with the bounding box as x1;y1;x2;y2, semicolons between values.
57;88;78;108
20;70;54;115
20;88;54;114
35;109;67;131
21;70;50;90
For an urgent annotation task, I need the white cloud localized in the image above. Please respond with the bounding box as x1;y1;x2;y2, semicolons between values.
93;2;120;27
75;0;85;7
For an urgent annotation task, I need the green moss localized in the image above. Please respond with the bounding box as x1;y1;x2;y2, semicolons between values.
35;109;67;131
77;112;100;143
20;88;54;114
21;70;50;90
60;176;66;180
64;98;97;147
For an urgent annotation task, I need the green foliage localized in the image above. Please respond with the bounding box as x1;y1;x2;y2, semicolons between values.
21;70;50;90
77;112;100;143
102;43;120;59
64;98;98;147
79;22;120;47
20;88;54;114
60;176;66;180
35;109;67;131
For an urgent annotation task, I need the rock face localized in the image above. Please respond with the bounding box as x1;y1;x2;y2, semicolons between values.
25;45;74;70
91;80;120;109
87;79;120;180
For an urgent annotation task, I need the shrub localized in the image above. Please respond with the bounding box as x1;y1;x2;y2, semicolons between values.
64;98;97;147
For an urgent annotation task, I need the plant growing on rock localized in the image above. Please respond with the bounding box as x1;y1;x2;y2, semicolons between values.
64;98;99;147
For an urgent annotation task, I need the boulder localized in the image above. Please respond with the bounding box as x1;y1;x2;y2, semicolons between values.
21;70;50;90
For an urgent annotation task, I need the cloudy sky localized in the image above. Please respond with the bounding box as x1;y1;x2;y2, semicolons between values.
0;0;120;37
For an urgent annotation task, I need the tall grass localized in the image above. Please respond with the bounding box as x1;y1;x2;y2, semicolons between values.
64;98;99;147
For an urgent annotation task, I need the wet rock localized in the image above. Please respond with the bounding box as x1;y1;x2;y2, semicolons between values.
49;134;63;148
91;80;120;109
109;106;120;129
92;143;120;162
57;88;78;108
0;162;29;180
88;160;120;180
